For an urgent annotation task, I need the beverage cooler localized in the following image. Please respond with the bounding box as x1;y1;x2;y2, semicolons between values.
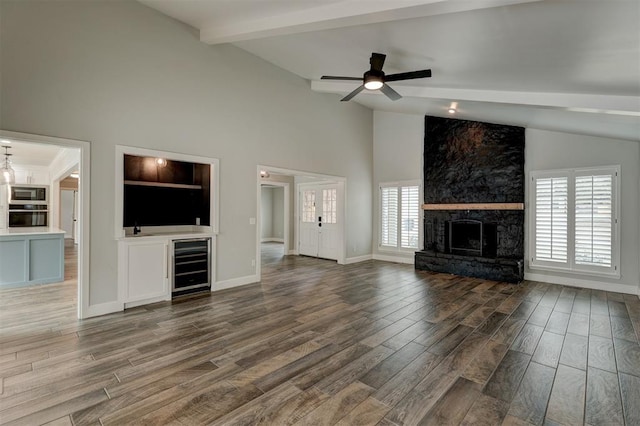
172;238;211;295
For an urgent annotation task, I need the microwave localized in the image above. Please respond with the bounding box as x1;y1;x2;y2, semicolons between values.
8;185;49;204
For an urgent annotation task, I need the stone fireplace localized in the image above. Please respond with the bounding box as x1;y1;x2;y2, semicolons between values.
415;116;525;283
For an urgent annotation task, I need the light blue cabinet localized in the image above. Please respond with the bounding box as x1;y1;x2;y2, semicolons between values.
0;232;64;287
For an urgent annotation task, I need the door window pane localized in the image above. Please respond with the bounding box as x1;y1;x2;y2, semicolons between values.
302;190;315;223
322;189;337;224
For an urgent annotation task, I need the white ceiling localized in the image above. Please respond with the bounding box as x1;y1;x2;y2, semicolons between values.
140;0;640;140
0;139;63;167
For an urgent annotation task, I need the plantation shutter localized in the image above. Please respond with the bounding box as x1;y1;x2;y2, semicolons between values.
381;187;398;247
534;176;568;263
575;173;613;267
400;186;420;249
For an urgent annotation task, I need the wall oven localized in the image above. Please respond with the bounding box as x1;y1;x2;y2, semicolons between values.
9;185;49;204
8;204;48;227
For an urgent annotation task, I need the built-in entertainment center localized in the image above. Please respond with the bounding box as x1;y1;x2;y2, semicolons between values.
115;146;219;309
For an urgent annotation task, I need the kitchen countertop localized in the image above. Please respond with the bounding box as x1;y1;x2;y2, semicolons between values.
0;227;66;237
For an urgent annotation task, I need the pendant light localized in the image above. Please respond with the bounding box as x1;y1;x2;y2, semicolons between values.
1;146;15;185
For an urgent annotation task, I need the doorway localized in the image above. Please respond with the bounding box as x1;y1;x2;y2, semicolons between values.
0;130;90;319
260;181;289;266
256;166;346;283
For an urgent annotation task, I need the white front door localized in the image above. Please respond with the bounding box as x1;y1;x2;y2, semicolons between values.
298;185;340;260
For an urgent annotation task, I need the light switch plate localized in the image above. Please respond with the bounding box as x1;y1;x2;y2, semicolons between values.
249;217;256;225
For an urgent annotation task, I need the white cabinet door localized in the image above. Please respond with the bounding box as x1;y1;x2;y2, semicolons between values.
12;168;49;185
119;240;169;304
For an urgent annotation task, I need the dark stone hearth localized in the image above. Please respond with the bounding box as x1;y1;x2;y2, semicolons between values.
417;116;525;282
415;250;524;283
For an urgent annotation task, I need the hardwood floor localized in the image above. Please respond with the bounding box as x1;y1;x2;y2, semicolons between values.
1;242;639;425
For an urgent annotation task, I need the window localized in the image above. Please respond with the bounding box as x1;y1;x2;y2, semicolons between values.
302;190;315;223
530;166;619;277
322;188;337;224
380;182;421;250
534;176;568;263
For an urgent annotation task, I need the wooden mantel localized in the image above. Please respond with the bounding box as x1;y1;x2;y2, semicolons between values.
422;203;524;211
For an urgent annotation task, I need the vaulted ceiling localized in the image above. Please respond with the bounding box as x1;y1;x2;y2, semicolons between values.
140;0;639;141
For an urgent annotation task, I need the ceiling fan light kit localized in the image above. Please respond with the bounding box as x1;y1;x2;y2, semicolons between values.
321;52;432;102
363;71;384;90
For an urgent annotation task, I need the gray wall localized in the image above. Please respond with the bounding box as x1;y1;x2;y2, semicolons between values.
0;0;373;307
372;111;423;260
272;187;285;240
524;129;640;292
260;186;284;241
260;187;274;239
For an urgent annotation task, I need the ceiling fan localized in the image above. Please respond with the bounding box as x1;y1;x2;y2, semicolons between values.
321;52;432;102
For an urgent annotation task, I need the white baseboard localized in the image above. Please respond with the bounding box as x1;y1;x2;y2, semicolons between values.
125;294;171;309
373;253;415;265
525;272;639;295
261;238;284;243
288;249;298;255
83;301;124;318
214;274;259;291
345;255;372;264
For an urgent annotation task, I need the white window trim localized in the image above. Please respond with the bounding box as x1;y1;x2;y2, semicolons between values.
529;165;620;278
379;180;423;253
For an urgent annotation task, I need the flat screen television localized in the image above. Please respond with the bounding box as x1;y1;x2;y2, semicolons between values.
123;184;203;227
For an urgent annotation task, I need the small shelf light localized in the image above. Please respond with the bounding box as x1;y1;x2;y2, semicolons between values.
155;158;167;167
448;101;458;114
260;170;270;178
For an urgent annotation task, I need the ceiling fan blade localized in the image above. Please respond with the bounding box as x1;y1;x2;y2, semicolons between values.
380;84;402;101
385;69;432;82
341;85;365;102
321;76;362;81
369;53;386;72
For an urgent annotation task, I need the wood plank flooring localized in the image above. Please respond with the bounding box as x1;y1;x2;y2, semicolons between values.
0;242;639;425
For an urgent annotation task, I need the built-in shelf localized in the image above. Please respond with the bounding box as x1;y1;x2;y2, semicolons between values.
422;203;524;211
124;180;202;190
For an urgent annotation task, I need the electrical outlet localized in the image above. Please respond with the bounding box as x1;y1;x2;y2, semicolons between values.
251;259;256;267
249;217;256;225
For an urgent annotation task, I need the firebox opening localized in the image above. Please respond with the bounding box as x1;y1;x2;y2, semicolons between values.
445;220;497;258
